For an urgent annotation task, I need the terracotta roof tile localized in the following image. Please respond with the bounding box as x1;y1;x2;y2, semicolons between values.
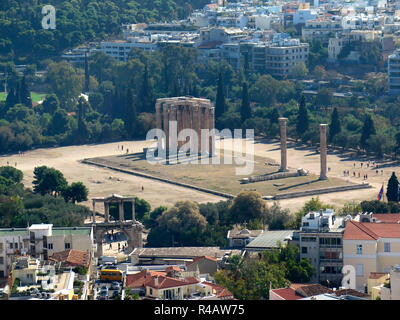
291;284;332;297
270;288;303;300
334;289;369;298
369;272;389;279
146;275;189;290
344;221;400;240
373;214;400;224
186;256;217;267
125;271;166;288
49;249;90;268
202;281;233;298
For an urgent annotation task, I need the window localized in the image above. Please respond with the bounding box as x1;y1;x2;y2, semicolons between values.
301;247;308;254
9;243;13;249
356;244;362;255
384;242;391;253
356;264;364;277
0;257;3;265
65;243;71;250
48;243;53;250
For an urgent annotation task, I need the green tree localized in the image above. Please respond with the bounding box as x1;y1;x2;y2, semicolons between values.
387;172;399;202
19;76;32;108
47;61;83;109
229;191;268;225
0;166;23;184
42;94;60;115
240;82;251;123
296;95;309;139
62;182;88;203
360;114;376;151
33;166;68;197
329;107;341;143
215;72;226;120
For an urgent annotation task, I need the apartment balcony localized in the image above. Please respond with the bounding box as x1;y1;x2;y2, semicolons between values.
320;258;343;263
319;244;342;248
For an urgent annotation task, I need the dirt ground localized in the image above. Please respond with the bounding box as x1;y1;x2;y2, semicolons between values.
1;137;395;215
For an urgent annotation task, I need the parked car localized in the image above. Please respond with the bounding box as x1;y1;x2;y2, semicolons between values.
111;282;121;291
99;286;109;300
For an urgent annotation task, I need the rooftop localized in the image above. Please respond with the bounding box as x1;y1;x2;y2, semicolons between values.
245;230;295;250
344;220;400;240
131;247;239;259
270;287;303;300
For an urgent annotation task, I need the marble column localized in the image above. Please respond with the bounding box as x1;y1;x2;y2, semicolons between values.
202;107;210;155
169;105;178;158
92;201;96;223
279;117;288;172
131;199;135;221
163;104;170;163
155;102;162;154
104;202;109;223
320;123;328;180
209;107;215;157
119;202;124;221
177;105;183;149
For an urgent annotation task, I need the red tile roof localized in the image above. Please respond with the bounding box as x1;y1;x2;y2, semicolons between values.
125;271;166;288
344;221;400;240
270;288;303;300
202;281;233;299
369;272;389;279
343;221;378;240
146;275;190;290
333;289;369;298
165;266;182;273
186;256;217;267
373;214;400;223
291;284;332;297
48;249;90;268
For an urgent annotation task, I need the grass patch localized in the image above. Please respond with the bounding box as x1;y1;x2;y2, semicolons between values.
86;151;354;197
0;92;47;103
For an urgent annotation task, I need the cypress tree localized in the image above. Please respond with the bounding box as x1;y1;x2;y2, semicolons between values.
5;87;17;110
84;52;90;93
125;88;137;137
329;107;341;142
19;76;32;107
138;64;153;113
240;82;251;123
215;72;226;119
296;95;309;139
360;114;376;150
387;172;399;202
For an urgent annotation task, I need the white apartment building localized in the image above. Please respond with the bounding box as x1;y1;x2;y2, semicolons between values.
388;49;400;95
265;39;309;77
0;224;94;279
0;229;30;278
297;209;345;287
302;18;343;44
293;9;318;26
101;39;157;62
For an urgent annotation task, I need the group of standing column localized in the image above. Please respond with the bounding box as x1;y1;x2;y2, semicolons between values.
155;97;215;163
279;117;328;180
92;195;136;223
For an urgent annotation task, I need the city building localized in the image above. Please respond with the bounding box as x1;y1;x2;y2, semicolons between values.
265;39;309;77
297;209;345;287
301;18;343;44
245;230;295;253
343;214;400;292
388;49;400;94
0;224;94;279
227;228;264;248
